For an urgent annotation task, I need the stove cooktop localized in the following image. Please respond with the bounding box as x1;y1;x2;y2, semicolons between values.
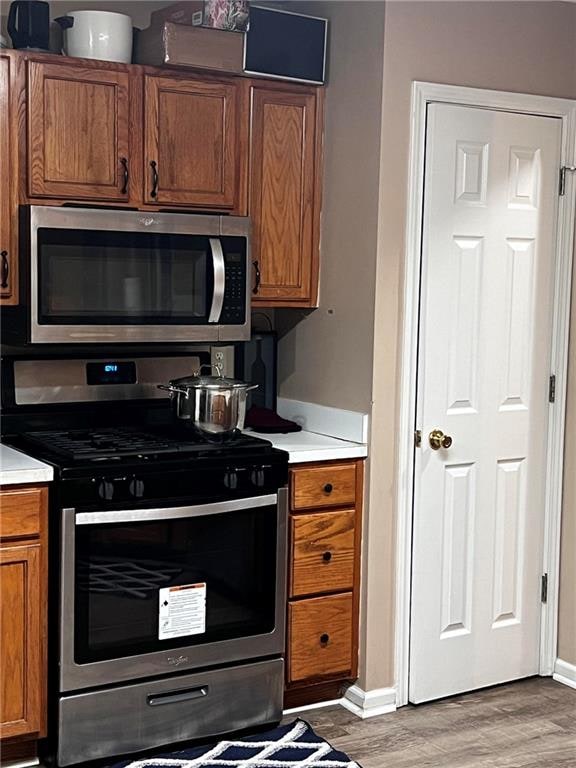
10;426;274;465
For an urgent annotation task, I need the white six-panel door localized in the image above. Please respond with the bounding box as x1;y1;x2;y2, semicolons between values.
409;103;561;703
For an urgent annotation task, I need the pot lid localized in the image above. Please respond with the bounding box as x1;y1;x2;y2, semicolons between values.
170;373;251;390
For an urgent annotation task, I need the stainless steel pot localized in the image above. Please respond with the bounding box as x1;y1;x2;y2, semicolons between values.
158;366;257;437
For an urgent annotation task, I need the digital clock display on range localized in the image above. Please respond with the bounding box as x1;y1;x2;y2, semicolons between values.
86;361;137;385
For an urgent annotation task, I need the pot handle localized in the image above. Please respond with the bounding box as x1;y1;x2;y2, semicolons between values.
245;384;259;392
157;384;190;399
55;15;74;29
193;363;223;378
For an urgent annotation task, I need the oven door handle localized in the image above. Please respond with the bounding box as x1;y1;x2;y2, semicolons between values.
73;493;278;525
207;237;225;324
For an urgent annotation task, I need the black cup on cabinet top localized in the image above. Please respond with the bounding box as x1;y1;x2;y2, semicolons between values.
7;1;50;51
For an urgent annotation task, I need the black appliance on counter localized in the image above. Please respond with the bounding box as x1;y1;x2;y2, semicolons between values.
7;1;50;51
1;353;289;767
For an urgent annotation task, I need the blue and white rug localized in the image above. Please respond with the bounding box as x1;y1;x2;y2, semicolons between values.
118;720;360;768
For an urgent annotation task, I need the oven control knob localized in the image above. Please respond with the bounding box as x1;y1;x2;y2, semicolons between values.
97;480;115;501
224;471;238;490
129;478;145;498
251;469;265;488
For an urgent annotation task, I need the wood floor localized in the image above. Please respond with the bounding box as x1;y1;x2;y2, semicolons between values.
283;678;576;767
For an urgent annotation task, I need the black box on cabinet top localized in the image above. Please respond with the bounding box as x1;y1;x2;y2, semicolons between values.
244;6;327;85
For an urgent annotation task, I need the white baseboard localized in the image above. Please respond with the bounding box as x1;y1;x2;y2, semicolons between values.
553;658;576;690
340;685;397;719
283;698;343;716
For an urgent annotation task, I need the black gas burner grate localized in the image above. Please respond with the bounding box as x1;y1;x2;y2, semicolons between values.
19;426;272;462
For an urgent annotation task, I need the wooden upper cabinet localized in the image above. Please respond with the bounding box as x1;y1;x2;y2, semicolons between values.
144;74;246;211
27;60;131;201
249;84;322;306
0;54;17;304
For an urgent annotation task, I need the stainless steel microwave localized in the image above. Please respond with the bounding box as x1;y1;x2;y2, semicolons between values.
10;207;251;344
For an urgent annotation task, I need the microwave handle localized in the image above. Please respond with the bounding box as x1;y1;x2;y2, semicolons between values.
208;237;225;323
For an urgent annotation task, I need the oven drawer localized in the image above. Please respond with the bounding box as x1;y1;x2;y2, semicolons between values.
290;509;355;598
287;593;353;683
57;658;284;766
290;463;356;510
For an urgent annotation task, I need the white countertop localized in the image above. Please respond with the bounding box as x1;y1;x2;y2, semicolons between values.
245;429;368;464
0;444;54;486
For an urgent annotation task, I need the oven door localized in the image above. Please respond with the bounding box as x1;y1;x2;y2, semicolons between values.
59;490;287;692
28;207;249;344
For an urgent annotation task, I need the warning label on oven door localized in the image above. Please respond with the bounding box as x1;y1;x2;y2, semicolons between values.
158;582;206;640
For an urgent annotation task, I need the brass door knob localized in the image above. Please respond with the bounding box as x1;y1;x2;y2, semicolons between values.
429;429;453;450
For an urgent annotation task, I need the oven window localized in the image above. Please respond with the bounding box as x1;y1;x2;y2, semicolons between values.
37;229;212;324
74;506;277;662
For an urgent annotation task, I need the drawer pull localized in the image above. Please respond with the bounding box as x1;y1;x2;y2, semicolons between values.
323;483;333;494
320;633;330;646
322;551;332;562
147;686;208;706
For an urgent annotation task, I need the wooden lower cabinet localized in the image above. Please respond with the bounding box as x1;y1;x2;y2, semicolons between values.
0;485;48;745
285;460;363;707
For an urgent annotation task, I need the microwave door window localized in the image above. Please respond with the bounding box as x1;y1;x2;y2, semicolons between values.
37;229;213;325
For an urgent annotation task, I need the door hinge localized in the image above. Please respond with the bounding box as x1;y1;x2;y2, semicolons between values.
414;429;422;448
559;165;576;196
541;573;548;604
549;375;556;403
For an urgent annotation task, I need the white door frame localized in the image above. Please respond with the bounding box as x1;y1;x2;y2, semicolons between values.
395;81;576;708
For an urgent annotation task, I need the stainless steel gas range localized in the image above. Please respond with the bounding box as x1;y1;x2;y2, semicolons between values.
2;355;289;767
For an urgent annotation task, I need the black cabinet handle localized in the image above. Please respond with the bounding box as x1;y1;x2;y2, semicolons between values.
322;551;332;562
150;160;158;198
120;157;129;194
320;633;330;646
323;483;333;494
252;260;261;295
1;251;8;289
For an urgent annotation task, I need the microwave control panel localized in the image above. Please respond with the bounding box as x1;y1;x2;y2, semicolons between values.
220;256;247;325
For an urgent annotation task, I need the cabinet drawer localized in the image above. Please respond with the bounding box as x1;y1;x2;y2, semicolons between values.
291;463;356;510
290;509;355;598
288;593;353;683
0;487;45;540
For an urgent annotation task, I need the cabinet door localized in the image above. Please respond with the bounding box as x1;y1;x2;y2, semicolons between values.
0;54;16;304
28;61;131;201
249;85;321;306
144;75;244;210
0;544;42;739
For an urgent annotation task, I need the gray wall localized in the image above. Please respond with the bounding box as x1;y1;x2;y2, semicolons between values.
366;0;576;689
559;251;576;667
276;1;385;414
